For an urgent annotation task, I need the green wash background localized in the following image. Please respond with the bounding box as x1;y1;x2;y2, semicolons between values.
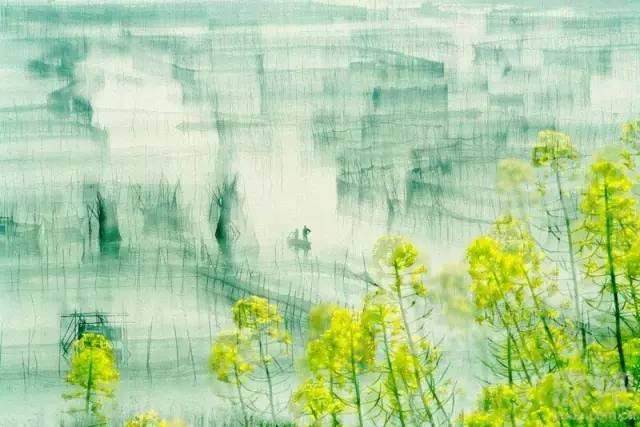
0;0;638;424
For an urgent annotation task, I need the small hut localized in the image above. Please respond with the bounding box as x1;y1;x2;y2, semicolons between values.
60;312;127;364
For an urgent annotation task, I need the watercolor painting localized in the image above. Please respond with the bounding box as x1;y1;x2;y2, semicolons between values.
1;0;640;425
